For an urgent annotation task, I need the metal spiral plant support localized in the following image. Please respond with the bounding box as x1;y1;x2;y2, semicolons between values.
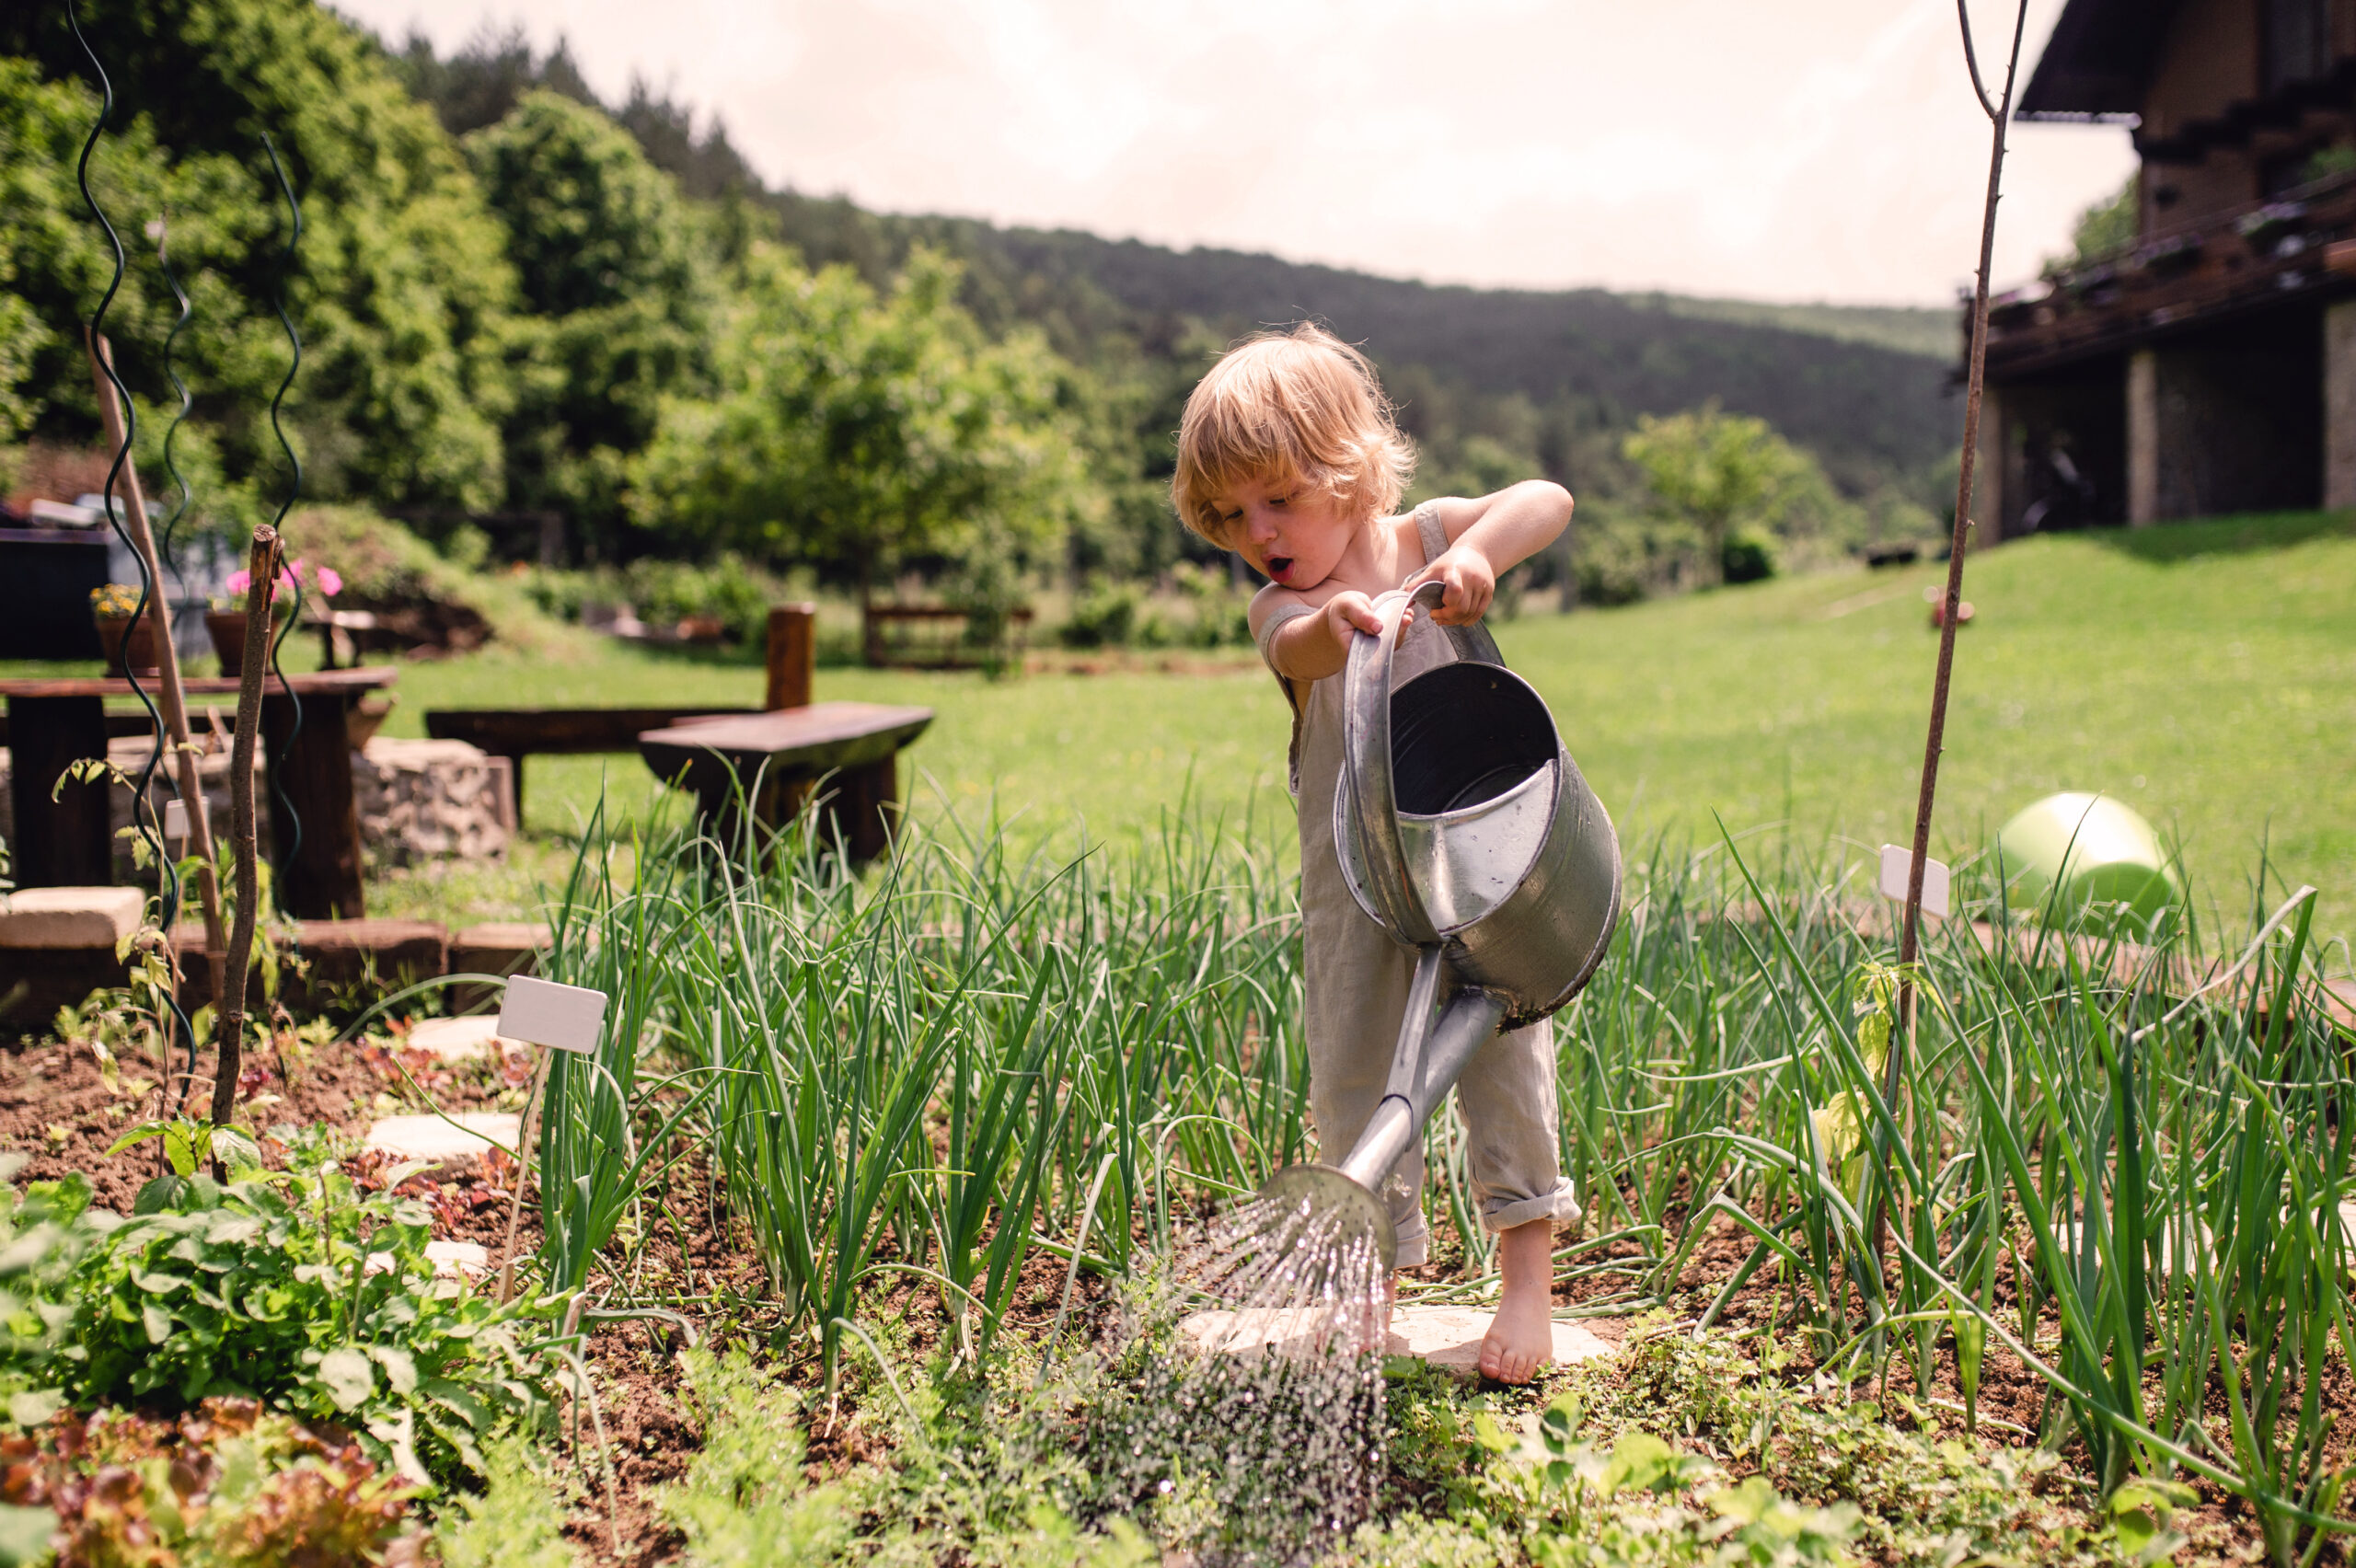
260;133;306;912
156;219;198;612
66;0;195;1065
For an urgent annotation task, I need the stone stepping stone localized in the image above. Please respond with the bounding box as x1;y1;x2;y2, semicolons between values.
1179;1302;1614;1376
404;1015;520;1060
364;1113;520;1167
1387;1305;1614;1375
364;1239;494;1280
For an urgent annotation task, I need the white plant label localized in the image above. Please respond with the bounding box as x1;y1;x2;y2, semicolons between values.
497;974;608;1055
1878;845;1951;919
163;800;188;840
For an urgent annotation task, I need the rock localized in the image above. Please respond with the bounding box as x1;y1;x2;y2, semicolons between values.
0;886;146;1021
1177;1302;1615;1376
364;1112;521;1169
364;1239;494;1280
1386;1305;1615;1375
0;886;144;949
425;1239;491;1277
404;1015;520;1060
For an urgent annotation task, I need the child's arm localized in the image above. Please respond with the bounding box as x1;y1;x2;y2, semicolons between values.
1252;587;1387;686
1405;480;1573;626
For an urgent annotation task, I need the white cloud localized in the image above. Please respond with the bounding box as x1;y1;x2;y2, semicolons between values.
342;0;2138;306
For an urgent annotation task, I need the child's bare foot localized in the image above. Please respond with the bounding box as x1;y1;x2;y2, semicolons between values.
1479;1218;1555;1384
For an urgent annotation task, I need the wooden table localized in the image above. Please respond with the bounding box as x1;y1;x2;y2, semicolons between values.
638;702;933;862
0;666;399;918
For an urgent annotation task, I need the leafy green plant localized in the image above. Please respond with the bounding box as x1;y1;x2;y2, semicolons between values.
12;1159;560;1486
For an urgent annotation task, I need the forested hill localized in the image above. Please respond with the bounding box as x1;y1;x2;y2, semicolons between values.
386;27;1959;500
961;228;1958;485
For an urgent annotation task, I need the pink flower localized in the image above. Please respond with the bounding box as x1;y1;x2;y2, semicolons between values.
284;559;342;598
225;569;251;596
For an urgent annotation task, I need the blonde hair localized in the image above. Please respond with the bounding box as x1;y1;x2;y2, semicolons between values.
1172;324;1415;544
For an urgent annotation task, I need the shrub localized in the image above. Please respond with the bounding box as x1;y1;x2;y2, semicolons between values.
1719;527;1776;585
657;1349;850;1567
1059;582;1142;649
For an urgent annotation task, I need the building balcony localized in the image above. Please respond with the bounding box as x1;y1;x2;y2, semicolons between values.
1974;167;2356;379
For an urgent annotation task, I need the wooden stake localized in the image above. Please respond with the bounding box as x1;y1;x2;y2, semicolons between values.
495;1046;551;1305
1872;0;2032;1261
763;602;817;711
83;329;230;1016
212;526;280;1134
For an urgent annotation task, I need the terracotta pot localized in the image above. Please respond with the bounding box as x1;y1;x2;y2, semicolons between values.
207;605;290;676
95;609;166;677
208;610;257;677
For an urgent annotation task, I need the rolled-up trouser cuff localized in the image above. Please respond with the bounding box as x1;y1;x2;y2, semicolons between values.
1392;1218;1429;1269
1481;1182;1582;1235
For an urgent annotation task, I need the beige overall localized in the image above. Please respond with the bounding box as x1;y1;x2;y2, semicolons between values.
1256;503;1580;1268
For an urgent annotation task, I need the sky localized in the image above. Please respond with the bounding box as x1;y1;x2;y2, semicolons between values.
337;0;2140;308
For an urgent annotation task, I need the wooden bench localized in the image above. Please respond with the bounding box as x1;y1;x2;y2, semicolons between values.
862;603;1033;670
424;705;756;818
422;605;826;818
638;703;933;861
428;605;933;859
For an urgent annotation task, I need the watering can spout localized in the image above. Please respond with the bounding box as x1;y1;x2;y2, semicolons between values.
1253;972;1510;1275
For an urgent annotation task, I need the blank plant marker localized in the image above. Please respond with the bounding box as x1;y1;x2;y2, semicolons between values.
1879;845;1951;920
497;974;609;1055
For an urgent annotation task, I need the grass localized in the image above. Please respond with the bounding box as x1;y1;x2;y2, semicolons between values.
343;509;2356;946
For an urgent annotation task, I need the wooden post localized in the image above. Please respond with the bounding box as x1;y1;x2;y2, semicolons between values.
262;690;364;919
85;329;230;1010
764;603;817;711
214;526;280;1132
6;697;111;885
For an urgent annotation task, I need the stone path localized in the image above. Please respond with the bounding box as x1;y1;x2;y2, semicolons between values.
363;1112;521;1165
1179;1302;1615;1376
403;1015;520;1061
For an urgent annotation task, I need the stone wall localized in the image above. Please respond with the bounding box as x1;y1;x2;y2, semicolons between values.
350;739;514;868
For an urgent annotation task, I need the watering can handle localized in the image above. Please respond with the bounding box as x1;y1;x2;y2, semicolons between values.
1342;581;1450;945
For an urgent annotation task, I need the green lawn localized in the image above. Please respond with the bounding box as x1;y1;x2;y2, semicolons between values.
19;512;2346;946
364;510;2353;945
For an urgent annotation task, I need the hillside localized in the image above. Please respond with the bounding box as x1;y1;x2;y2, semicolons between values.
385;29;1961;503
960;227;1958;488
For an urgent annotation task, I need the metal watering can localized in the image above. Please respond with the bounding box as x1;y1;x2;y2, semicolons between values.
1254;580;1623;1271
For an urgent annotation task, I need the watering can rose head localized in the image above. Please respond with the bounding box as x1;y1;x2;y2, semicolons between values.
220;559;341;610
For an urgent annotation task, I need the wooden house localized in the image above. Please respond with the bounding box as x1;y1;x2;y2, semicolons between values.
1976;0;2356;534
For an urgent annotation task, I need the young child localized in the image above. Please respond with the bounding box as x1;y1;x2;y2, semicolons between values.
1172;324;1578;1384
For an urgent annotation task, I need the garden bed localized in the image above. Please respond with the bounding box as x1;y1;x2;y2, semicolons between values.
2;810;2351;1566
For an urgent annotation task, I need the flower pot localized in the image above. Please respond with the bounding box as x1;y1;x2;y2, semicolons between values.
95;609;166;678
209;610;257;677
207;605;291;676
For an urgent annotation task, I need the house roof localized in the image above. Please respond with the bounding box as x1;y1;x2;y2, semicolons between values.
2017;0;2183;120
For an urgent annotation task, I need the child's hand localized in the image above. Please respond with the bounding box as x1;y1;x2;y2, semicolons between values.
1321;590;1387;647
1403;544;1496;626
